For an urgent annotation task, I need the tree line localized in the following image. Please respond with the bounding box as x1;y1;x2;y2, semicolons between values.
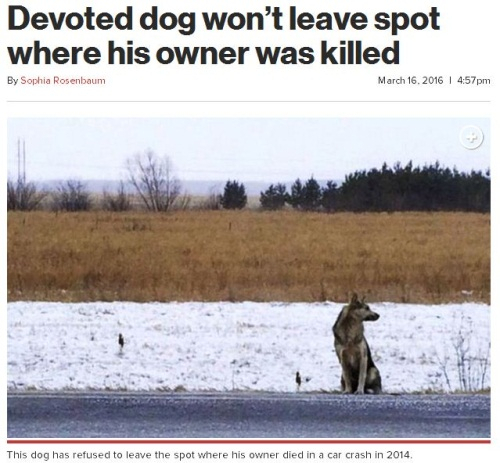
259;162;490;213
7;152;490;213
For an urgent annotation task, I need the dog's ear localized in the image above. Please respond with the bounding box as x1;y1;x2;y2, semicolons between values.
361;295;366;303
351;293;358;304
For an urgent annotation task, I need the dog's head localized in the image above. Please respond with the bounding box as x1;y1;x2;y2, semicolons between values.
347;293;380;322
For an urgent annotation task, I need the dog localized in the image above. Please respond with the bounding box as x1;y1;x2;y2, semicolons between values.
332;293;382;394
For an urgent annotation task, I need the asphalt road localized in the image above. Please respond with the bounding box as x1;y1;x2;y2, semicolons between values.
7;392;490;439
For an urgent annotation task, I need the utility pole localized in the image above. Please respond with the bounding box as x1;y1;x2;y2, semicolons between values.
17;138;21;183
16;138;26;183
23;139;26;183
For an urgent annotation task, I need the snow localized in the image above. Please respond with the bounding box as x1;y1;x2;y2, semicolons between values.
7;301;490;394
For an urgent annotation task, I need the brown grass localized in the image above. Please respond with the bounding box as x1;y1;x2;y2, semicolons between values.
7;210;490;303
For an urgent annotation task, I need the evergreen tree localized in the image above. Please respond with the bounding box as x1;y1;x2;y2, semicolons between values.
289;178;304;209
337;161;490;212
260;183;289;210
220;180;247;209
302;177;322;211
289;177;322;211
321;181;338;212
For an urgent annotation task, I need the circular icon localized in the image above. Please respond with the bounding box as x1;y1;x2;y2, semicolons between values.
459;125;484;150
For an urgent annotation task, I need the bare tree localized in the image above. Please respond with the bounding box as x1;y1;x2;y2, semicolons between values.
102;180;132;212
199;185;222;210
52;179;92;212
7;178;47;211
127;151;181;212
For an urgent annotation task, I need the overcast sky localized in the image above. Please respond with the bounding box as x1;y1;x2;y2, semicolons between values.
7;118;490;183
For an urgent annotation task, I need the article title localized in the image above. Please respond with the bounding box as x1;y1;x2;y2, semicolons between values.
7;4;441;66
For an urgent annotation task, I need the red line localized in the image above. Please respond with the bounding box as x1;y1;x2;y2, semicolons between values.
6;439;491;444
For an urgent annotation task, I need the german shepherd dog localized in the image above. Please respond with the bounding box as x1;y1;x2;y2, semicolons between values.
332;294;382;394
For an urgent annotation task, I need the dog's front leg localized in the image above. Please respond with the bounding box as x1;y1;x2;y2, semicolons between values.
342;367;354;393
340;351;354;393
356;350;368;394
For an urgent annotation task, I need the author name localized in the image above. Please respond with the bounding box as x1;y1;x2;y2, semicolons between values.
8;76;106;86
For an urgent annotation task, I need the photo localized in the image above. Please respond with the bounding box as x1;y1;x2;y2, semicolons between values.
7;117;490;439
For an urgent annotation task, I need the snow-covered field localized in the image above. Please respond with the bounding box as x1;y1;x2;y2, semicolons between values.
7;301;490;394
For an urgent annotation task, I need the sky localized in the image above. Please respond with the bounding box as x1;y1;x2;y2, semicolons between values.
8;301;490;394
7;118;490;184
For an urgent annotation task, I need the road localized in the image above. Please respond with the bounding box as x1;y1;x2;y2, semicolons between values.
7;392;490;439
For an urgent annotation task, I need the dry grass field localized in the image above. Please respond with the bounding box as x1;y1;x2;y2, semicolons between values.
7;211;490;303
